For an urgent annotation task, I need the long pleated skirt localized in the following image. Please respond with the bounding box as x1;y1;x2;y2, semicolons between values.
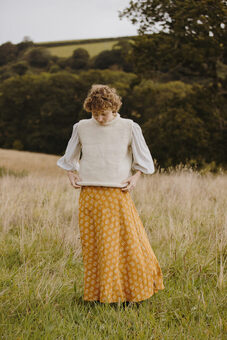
78;186;165;303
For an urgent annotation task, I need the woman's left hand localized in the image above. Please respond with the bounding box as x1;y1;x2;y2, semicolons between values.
121;171;141;192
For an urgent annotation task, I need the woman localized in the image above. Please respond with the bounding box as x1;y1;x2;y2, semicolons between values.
57;84;165;303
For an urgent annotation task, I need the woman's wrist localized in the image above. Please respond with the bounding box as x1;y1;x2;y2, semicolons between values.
135;170;142;176
67;170;75;175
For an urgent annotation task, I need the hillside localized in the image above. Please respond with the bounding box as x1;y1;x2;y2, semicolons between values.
35;36;135;58
0;148;62;178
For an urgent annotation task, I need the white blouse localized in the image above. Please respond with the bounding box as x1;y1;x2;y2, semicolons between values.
57;121;155;174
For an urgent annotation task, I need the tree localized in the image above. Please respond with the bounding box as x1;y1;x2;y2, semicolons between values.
142;104;209;167
0;73;87;154
119;0;227;82
70;48;90;69
17;37;33;54
26;47;52;68
11;61;28;75
112;39;134;72
93;40;134;71
93;49;122;69
0;42;18;66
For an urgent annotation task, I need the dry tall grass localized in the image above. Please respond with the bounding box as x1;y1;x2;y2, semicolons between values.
0;148;226;339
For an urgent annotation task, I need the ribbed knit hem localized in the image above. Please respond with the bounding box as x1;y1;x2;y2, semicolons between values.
76;181;127;188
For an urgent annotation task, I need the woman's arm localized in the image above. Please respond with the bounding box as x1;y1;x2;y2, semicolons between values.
57;123;81;172
121;123;154;192
131;122;155;175
57;123;82;189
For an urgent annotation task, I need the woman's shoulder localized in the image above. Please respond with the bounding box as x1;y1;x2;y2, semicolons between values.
132;121;142;130
119;115;135;127
73;122;79;128
73;118;91;128
120;117;142;131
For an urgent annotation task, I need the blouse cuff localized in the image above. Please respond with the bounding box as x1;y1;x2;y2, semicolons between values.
57;157;80;171
132;163;154;175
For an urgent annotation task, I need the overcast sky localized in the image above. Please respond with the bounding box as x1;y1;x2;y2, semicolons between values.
0;0;138;45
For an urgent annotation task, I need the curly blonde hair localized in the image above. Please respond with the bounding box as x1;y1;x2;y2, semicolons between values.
83;84;122;113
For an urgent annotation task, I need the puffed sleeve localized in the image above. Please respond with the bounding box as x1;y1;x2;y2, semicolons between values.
57;123;81;171
131;122;155;174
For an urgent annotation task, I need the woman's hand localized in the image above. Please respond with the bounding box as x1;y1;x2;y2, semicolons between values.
121;170;142;192
67;171;82;189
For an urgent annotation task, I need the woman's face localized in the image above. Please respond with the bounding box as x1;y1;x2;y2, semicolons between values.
92;110;116;125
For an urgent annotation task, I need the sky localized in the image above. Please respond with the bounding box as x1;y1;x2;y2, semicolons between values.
0;0;139;45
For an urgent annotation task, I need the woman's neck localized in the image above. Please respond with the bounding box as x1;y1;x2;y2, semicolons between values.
91;112;120;126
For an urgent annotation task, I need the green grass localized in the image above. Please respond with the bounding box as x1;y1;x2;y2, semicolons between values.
0;236;225;339
46;41;119;58
0;167;226;339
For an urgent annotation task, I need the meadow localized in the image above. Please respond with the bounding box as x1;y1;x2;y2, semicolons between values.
45;40;118;58
0;148;226;339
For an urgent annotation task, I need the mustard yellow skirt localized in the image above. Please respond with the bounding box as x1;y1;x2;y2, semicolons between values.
78;186;165;303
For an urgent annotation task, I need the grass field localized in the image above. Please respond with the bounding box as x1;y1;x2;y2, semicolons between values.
0;148;226;339
46;41;118;58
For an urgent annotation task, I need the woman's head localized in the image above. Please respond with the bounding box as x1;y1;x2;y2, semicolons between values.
83;84;122;114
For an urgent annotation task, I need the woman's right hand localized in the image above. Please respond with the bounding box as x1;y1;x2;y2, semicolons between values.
67;171;82;189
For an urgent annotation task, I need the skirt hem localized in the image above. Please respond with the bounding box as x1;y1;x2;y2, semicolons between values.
83;286;165;304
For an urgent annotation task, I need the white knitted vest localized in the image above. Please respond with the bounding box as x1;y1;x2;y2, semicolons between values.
76;113;133;187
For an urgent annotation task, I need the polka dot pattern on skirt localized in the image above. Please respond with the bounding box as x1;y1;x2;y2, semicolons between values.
78;186;165;303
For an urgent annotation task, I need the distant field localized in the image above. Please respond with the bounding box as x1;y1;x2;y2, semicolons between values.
46;40;118;58
35;35;135;58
